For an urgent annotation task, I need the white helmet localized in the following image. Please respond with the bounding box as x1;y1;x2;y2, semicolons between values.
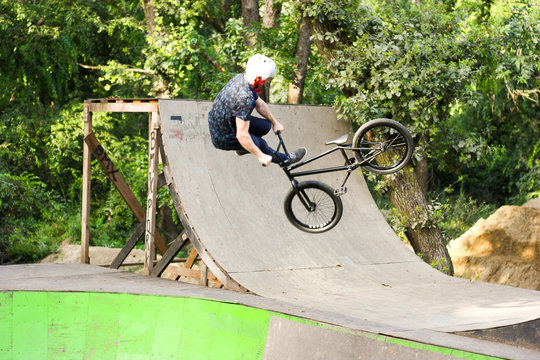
245;54;277;81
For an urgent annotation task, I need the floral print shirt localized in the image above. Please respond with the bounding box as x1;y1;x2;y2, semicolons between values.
208;74;258;150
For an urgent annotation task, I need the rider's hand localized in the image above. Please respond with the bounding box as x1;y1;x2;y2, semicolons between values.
258;154;273;167
272;121;284;134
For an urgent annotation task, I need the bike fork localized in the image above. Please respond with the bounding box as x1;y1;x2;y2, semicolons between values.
291;180;316;212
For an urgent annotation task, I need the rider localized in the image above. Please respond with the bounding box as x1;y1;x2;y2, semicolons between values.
208;54;306;167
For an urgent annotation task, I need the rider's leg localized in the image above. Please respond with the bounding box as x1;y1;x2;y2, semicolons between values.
247;115;272;137
227;136;284;163
233;116;306;164
251;135;286;163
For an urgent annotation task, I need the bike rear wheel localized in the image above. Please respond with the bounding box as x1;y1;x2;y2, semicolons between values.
284;181;343;233
352;118;414;174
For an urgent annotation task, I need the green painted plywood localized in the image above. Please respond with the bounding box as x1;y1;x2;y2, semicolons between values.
0;292;270;360
0;291;506;360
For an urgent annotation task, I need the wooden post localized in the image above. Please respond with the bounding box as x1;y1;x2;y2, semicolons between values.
144;111;160;275
81;102;92;264
199;262;208;286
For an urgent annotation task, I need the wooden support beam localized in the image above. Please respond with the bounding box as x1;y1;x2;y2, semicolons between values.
110;218;146;269
87;101;158;113
81;104;92;264
157;172;167;188
101;258;187;268
83;133;169;255
151;231;189;277
161;266;223;288
199;262;208;286
184;248;198;269
144;111;160;275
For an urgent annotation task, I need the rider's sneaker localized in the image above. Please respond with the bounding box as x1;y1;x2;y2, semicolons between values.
235;149;249;156
289;147;307;164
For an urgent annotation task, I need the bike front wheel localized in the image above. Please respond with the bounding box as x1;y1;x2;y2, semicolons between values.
352;118;414;174
284;181;343;233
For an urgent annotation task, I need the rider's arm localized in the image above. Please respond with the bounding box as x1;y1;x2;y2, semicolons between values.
236;117;272;167
255;97;284;134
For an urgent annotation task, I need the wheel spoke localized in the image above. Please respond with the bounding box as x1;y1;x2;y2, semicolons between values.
356;126;408;170
290;187;337;230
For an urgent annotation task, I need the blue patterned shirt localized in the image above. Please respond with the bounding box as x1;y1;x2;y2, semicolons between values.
208;74;259;149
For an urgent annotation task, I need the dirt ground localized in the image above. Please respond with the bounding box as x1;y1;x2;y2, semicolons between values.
43;201;540;291
40;239;148;273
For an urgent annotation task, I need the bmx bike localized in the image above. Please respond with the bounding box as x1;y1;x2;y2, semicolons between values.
274;118;414;233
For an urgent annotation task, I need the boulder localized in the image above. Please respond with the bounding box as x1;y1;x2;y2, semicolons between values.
448;205;540;290
523;197;540;209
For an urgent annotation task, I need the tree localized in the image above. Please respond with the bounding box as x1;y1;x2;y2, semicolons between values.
288;17;311;104
242;0;260;48
262;0;281;28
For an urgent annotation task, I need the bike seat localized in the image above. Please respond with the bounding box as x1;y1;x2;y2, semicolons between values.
325;134;349;145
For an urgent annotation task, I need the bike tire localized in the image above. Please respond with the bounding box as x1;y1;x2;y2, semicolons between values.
352;118;414;175
284;180;343;233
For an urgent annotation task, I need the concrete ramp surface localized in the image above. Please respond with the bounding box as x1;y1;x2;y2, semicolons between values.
159;99;540;349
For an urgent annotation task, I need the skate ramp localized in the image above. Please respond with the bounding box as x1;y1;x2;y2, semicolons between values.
159;100;540;336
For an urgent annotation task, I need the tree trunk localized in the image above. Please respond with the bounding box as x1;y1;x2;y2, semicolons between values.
142;0;157;35
241;0;260;48
416;157;429;194
415;135;430;194
257;0;281;103
386;166;454;274
288;17;311;104
262;0;281;28
141;0;170;97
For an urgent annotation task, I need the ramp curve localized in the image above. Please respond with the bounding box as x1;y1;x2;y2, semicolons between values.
158;100;540;349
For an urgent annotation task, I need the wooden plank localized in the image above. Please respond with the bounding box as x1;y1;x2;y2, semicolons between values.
144;111;160;275
87;102;158;113
168;266;200;279
150;231;189;277
100;258;187;267
83;133;169;255
157;173;167;188
110;218;146;269
184;248;198;269
162;266;222;288
81;104;92;264
199;262;208;286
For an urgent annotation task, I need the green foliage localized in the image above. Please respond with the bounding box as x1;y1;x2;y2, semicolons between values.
318;0;539;205
430;187;497;243
0;172;66;263
439;3;540;203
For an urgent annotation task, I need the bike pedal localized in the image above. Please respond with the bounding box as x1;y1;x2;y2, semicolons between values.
334;187;347;197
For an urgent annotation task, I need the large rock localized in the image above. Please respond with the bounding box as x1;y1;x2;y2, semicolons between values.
448;205;540;290
524;197;540;209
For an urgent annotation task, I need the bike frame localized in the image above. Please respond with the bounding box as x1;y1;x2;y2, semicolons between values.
275;132;362;192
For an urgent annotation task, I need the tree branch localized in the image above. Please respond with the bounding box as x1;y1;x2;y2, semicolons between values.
75;62;156;76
